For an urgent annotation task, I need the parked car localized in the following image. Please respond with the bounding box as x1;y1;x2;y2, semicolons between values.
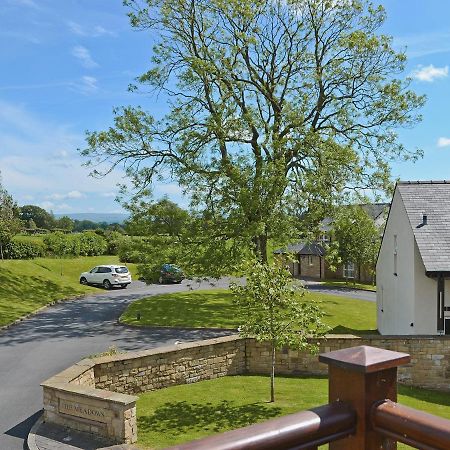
159;263;184;284
79;265;132;289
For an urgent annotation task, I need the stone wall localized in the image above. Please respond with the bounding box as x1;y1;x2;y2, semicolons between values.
94;335;247;394
41;358;138;444
247;335;450;391
42;333;450;445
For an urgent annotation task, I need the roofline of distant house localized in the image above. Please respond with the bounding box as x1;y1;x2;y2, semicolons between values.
398;180;450;185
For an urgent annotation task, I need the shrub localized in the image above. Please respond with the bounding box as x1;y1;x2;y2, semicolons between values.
43;231;108;257
118;237;148;263
77;231;108;256
4;239;46;259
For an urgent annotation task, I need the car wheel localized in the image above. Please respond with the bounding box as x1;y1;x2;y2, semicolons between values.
120;284;127;289
103;279;112;290
80;277;88;285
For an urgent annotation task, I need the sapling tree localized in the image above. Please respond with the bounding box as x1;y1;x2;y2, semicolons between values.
231;260;326;402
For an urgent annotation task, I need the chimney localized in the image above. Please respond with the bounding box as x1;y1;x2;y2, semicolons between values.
423;214;428;225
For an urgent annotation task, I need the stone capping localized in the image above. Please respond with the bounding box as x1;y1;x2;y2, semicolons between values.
41;358;137;406
92;334;243;365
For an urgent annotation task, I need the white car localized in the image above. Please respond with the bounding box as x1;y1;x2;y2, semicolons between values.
79;265;132;289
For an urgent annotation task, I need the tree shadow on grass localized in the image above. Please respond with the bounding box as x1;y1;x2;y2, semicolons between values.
329;325;378;335
138;400;281;436
399;385;450;407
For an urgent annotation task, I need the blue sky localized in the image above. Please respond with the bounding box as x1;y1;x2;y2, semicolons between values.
0;0;450;214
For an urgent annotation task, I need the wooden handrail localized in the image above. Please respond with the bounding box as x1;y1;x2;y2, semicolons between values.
165;401;356;450
371;399;450;450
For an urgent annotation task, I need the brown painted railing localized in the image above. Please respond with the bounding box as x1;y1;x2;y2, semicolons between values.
165;401;355;450
166;346;450;450
372;400;450;450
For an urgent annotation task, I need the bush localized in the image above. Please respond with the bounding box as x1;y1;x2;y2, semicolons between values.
137;263;163;283
104;231;128;255
77;231;108;256
43;231;108;257
4;239;46;259
118;237;148;263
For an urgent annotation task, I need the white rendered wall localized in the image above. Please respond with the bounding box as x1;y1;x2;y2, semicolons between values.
413;243;437;334
377;189;416;335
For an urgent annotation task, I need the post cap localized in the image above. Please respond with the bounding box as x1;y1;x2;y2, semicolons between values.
319;345;410;374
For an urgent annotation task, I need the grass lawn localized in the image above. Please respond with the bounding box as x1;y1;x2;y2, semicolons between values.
320;279;376;292
120;289;377;334
136;375;450;449
0;256;137;327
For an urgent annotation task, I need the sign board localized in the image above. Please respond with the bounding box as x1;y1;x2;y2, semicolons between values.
59;399;109;423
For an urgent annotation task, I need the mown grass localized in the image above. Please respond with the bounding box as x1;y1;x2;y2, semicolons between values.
0;256;137;326
320;278;376;292
120;288;377;334
136;375;450;449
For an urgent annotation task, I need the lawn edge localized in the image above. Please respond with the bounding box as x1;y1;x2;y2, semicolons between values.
0;290;101;331
118;318;237;333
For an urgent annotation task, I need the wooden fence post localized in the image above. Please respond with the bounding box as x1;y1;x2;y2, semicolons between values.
319;345;410;450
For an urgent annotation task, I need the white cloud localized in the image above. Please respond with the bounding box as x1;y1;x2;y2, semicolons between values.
8;0;39;8
0;100;129;212
437;137;450;148
53;149;69;158
78;76;98;94
411;65;448;82
101;192;117;198
395;32;450;58
46;190;84;200
39;201;71;212
72;46;98;68
68;21;116;38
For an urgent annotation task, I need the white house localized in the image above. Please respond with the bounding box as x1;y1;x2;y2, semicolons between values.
377;181;450;335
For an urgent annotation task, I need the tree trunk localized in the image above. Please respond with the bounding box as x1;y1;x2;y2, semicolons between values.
270;342;275;402
0;243;3;261
253;234;268;264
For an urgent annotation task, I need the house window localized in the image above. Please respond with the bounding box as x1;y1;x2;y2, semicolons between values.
343;262;355;279
308;255;313;266
394;235;398;275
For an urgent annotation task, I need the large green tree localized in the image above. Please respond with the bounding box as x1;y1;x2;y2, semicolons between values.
20;205;55;230
125;197;190;237
82;0;424;266
328;204;381;281
0;176;22;260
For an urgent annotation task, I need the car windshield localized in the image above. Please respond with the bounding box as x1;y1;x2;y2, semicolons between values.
115;267;129;274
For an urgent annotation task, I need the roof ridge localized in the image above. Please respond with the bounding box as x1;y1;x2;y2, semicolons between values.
398;180;450;185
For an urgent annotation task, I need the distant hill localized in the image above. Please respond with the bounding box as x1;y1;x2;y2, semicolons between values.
54;213;129;224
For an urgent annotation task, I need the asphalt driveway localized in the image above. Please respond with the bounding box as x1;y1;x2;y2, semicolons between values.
0;279;234;450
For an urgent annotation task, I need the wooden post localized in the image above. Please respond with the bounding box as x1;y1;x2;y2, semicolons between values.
319;345;410;450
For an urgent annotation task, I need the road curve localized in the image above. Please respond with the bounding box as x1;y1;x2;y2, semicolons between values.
0;279;234;450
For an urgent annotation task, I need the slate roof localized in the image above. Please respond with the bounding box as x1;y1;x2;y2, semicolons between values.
362;203;390;221
273;242;325;256
398;180;450;272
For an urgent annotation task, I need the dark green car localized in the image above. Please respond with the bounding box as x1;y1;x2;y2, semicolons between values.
159;263;184;284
